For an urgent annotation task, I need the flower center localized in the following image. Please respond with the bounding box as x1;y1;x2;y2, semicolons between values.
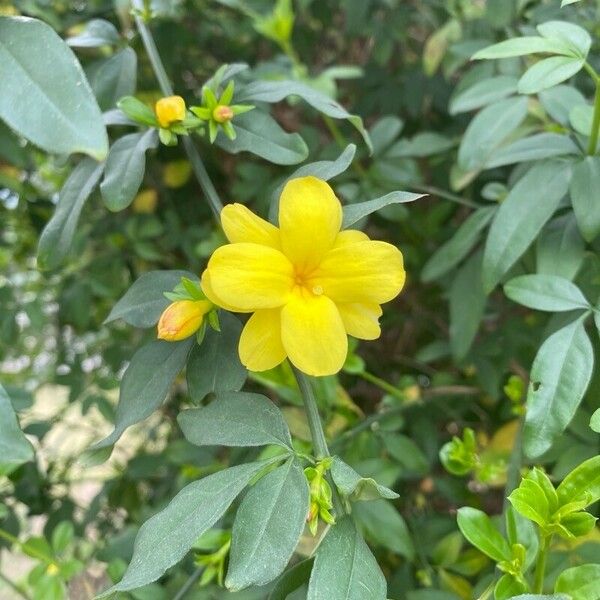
293;268;323;297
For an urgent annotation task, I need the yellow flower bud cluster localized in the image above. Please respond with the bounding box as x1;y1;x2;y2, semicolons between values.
305;458;335;535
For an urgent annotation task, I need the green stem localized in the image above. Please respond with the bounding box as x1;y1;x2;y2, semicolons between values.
503;417;523;529
290;365;345;516
409;184;479;209
0;529;51;565
359;371;405;401
131;1;224;219
172;567;204;600
588;81;600;155
533;534;550;594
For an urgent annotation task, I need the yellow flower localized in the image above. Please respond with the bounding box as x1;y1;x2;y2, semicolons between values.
157;300;212;341
132;189;158;214
155;96;186;128
202;176;406;376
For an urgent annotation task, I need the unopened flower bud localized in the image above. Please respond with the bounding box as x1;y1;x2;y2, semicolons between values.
212;105;234;124
155;96;186;128
157;300;212;341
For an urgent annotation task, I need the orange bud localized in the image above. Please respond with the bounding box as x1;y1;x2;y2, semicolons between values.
155;96;186;128
212;105;234;124
157;300;212;341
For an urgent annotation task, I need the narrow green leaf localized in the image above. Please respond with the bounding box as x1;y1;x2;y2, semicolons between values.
537;21;591;58
386;132;454;158
100;129;158;211
482;161;572;292
0;16;108;159
486;133;579;169
216;110;308;165
353;500;414;561
238;80;372;153
92;338;194;450
307;516;386;600
342;190;425;228
0;384;34;476
178;391;292;449
104;270;194;328
495;574;527;600
456;507;512;562
37;158;104;270
268;558;314;600
540;84;587;125
331;456;398;502
186;312;247;402
449;76;518;114
524;317;594;458
226;459;309;590
590;409;600;433
473;36;570;60
556;456;600;506
508;479;550;526
458;97;528;172
536;214;585;281
98;461;276;595
518;56;584;95
504;275;589;312
555;564;600;600
87;48;137;112
570;157;600;242
66;19;120;48
422;206;495;282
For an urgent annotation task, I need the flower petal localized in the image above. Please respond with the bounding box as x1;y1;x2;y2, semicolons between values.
221;203;280;249
281;294;347;376
239;309;286;371
205;243;293;311
337;302;382;340
201;270;252;313
310;240;405;304
279;176;342;271
333;229;369;247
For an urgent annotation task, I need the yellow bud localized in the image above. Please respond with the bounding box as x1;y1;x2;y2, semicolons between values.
155;95;186;128
46;563;60;576
212;105;234;124
157;300;212;341
132;189;158;214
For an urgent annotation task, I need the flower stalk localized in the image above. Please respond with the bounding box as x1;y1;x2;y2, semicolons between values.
588;81;600;156
131;0;223;219
533;534;550;594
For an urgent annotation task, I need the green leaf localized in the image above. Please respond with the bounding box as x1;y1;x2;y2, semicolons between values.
370;116;404;155
570;157;600;242
353;500;414;561
87;48;137;112
590;409;600;433
37;158;104;270
178;391;292;449
518;56;585;95
342;190;425;228
536;215;585;281
555;564;600;600
268;558;314;600
486;133;579;170
238;80;372;153
330;456;398;502
381;433;429;475
458;97;528;172
540;85;587;125
511;596;570;600
495;574;527;600
422;206;495;282
449;251;487;361
504;275;589;312
66;19;120;48
0;16;108;160
473;36;572;60
508;479;550;526
216;110;308;165
99;461;275;595
482;161;572;292
186;312;247;402
118;96;158;127
524;317;594;458
537;21;592;58
562;0;581;4
0;384;34;476
456;507;511;562
386;132;454;158
104;270;194;328
269;144;356;222
51;521;74;555
449;76;518;114
92;339;194;450
307;516;386;600
226;459;309;590
100;130;159;211
556;455;600;506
